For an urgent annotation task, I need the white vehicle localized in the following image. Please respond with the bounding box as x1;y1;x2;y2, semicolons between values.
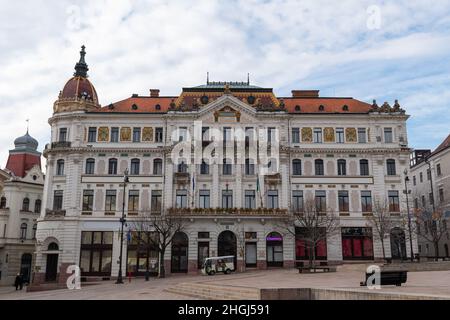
201;256;235;275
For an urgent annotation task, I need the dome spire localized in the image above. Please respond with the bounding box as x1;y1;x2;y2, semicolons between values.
74;45;89;78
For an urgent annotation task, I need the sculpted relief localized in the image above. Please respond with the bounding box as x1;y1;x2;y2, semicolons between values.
345;128;357;143
98;127;109;142
142;127;154;142
324;127;335;143
120;127;131;141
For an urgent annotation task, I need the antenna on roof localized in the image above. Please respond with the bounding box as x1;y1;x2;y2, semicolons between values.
207;72;210;85
26;119;29;134
247;73;250;85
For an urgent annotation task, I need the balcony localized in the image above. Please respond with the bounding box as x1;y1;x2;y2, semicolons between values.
167;207;288;216
51;141;72;149
45;209;66;218
264;173;282;185
173;172;190;184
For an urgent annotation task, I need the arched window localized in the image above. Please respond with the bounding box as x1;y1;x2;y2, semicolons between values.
56;159;65;176
34;199;42;213
108;158;118;175
342;105;349;111
85;158;95;175
0;196;6;209
360;159;369;176
32;224;37;239
22;198;30;212
386;159;396;176
48;242;59;251
20;223;27;239
315;159;324;176
292;159;302;175
153;159;163;175
337;159;347;176
130;158;140;175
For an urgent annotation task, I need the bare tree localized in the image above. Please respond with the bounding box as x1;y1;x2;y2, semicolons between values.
281;197;339;269
129;211;185;278
365;198;395;261
413;206;447;260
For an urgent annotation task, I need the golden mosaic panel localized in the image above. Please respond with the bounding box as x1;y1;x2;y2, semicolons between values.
345;128;357;143
324;127;335;143
120;127;131;141
301;127;312;142
98;127;109;142
142;127;154;142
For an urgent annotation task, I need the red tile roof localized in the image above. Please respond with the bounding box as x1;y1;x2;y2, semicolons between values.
94;94;372;114
97;96;175;113
283;97;372;113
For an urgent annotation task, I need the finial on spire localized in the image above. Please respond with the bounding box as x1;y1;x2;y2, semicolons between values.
74;45;89;78
26;119;29;134
247;73;250;85
207;72;210;85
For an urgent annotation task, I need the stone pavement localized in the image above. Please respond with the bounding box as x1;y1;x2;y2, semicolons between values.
0;264;449;300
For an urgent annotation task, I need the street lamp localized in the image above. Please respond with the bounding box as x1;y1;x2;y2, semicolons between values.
116;168;129;284
404;169;414;262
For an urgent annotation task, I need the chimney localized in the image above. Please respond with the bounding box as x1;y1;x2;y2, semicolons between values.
150;89;160;97
292;90;319;98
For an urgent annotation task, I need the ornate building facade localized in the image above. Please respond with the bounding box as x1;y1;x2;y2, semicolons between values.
33;47;417;285
0;131;44;286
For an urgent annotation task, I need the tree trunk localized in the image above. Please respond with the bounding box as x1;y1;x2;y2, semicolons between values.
159;248;166;278
434;241;440;261
381;238;386;261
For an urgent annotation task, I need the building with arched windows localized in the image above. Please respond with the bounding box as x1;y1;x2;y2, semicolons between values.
0;131;44;286
32;46;418;286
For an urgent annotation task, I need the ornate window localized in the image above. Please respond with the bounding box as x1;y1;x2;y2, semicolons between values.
108;158;118;175
292;159;302;175
153;159;163;175
130;158;140;175
85;158;95;175
22;198;30;212
56;159;65;176
315;159;324;176
386;159;396;176
337;159;347;176
34;199;41;213
20;223;27;239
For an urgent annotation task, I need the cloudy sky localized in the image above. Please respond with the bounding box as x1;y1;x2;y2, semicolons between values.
1;0;450;168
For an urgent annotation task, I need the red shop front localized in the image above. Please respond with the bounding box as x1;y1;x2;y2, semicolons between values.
341;227;374;260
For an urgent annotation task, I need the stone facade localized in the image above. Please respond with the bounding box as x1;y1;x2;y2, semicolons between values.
32;47;418;284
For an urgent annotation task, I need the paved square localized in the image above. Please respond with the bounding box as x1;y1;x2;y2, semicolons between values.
1;265;449;300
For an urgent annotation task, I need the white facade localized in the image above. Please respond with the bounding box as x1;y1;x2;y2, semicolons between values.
32;49;417;284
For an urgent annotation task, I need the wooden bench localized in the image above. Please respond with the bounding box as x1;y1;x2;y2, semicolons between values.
360;270;408;287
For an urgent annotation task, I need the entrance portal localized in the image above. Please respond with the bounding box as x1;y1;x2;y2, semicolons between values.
171;232;188;273
218;231;237;268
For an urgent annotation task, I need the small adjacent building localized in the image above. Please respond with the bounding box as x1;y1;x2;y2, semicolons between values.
0;131;44;286
409;134;450;258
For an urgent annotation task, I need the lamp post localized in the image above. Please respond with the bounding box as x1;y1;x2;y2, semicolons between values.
404;169;414;262
116;168;129;284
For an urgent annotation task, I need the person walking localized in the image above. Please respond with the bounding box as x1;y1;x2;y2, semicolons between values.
14;273;23;290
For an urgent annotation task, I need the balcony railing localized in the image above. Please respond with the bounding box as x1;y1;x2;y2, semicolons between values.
45;209;66;217
168;207;288;216
51;141;72;149
264;173;281;185
173;172;190;184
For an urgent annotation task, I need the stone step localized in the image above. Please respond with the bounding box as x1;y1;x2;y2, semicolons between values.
165;282;260;300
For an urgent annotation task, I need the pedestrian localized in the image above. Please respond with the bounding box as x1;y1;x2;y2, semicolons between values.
14;273;22;290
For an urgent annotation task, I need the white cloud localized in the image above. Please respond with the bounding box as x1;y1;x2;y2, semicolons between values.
2;0;450;166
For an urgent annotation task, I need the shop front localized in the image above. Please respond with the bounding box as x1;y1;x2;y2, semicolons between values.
127;231;159;277
341;227;374;260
